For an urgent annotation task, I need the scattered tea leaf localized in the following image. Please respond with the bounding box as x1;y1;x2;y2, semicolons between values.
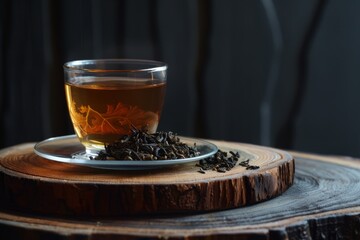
197;150;260;174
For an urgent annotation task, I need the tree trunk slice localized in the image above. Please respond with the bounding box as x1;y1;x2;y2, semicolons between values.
0;141;294;217
1;148;360;239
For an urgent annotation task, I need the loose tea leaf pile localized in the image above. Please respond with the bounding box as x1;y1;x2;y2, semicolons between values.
197;150;260;173
93;128;260;174
197;150;239;173
94;129;200;161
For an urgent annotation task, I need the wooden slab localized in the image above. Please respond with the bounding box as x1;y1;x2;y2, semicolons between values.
0;141;294;217
1;150;360;239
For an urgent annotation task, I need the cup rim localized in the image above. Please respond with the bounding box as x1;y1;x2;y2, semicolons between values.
63;59;167;73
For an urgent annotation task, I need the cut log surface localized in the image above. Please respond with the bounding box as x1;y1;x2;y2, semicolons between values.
1;141;360;239
0;141;294;217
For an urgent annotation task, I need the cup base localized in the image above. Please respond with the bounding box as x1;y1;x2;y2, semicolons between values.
72;150;98;160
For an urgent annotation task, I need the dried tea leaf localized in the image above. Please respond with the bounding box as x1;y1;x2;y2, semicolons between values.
94;128;200;161
197;150;260;174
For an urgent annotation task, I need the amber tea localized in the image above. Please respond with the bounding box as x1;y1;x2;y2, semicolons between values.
65;77;166;151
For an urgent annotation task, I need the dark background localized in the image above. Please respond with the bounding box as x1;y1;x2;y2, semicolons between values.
1;0;360;157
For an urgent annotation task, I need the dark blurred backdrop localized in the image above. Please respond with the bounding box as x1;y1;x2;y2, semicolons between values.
2;0;360;157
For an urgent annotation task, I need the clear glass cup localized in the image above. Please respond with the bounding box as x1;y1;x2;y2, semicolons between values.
63;59;167;155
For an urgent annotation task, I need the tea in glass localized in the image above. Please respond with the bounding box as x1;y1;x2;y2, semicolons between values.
64;59;167;154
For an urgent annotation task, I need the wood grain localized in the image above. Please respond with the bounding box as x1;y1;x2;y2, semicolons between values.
0;141;294;217
0;148;360;239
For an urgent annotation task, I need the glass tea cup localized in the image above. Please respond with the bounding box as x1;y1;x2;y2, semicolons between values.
63;59;167;155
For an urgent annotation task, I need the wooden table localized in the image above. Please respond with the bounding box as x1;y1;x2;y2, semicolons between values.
0;140;360;240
